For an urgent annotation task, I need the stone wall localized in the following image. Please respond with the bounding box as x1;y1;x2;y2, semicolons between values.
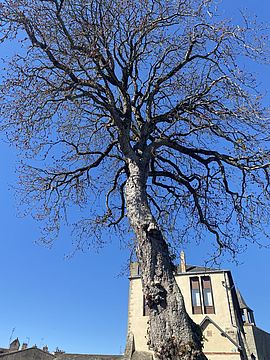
127;269;243;359
244;324;270;360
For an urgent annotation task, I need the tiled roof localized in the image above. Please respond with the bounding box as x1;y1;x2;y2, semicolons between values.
55;352;152;360
177;264;221;274
0;347;55;358
236;288;252;311
55;355;123;360
187;264;218;272
0;349;9;355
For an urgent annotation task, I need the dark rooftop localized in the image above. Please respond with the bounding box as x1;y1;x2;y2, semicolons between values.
177;264;221;274
56;355;123;360
236;288;252;311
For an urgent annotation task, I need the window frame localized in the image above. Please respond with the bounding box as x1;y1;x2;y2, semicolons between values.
190;277;203;314
201;276;215;314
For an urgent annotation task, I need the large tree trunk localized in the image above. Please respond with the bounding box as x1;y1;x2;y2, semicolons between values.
125;159;207;360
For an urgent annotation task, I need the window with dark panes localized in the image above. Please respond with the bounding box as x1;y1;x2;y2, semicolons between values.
190;277;203;314
201;276;215;314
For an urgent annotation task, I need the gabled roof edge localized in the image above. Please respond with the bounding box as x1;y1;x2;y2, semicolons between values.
200;316;242;351
0;347;56;358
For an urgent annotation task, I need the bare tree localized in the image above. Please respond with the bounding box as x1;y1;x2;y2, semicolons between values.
0;0;270;359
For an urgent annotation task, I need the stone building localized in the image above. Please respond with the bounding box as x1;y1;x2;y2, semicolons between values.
0;339;126;360
127;251;270;360
1;254;270;360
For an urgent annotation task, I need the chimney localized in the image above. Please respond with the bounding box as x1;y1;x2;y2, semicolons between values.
130;262;140;277
180;251;186;273
54;347;65;355
21;343;28;350
9;338;20;352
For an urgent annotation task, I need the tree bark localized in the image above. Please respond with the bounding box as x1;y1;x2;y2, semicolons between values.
125;159;207;360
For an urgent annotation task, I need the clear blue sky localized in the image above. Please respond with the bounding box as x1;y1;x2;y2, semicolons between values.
0;0;269;355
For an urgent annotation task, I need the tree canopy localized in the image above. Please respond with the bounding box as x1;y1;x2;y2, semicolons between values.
1;0;270;260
